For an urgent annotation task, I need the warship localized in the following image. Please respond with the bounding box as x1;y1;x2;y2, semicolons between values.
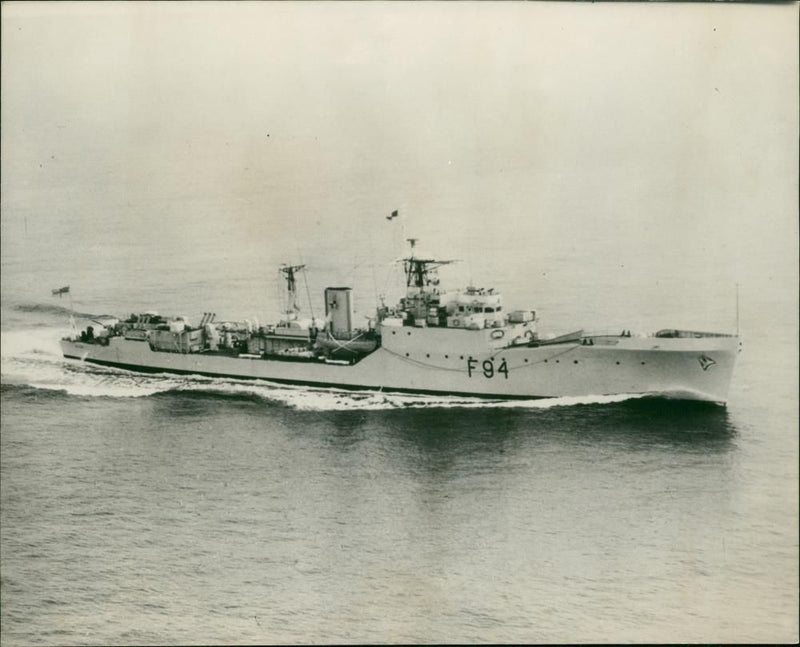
60;239;740;404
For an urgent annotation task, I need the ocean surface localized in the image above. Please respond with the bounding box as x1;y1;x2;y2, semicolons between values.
1;4;798;643
1;216;797;644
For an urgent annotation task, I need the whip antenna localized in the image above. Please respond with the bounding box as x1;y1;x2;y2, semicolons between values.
736;282;740;336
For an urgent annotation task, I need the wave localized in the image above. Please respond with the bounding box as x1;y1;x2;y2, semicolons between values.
2;327;71;361
12;302;99;319
155;382;649;411
1;326;653;411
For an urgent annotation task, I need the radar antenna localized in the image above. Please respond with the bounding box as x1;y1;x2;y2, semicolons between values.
399;238;456;289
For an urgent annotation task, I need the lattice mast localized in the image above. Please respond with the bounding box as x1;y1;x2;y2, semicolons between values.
279;264;305;319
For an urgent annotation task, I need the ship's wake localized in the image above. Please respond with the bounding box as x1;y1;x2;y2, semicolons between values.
2;327;651;411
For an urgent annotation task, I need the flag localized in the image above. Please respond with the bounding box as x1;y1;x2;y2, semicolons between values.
386;209;399;221
52;286;70;297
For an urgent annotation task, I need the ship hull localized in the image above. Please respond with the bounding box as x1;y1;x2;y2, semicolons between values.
61;329;740;404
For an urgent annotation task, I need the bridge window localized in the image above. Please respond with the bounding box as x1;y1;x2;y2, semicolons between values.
485;307;494;313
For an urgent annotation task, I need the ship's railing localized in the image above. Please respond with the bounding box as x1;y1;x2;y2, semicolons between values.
581;329;632;338
653;329;737;339
581;328;736;339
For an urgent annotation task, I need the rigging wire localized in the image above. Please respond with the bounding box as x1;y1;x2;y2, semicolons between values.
367;227;380;311
302;267;315;322
294;244;315;321
273;268;282;319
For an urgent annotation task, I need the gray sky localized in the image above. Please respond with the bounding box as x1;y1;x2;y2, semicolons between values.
2;1;798;323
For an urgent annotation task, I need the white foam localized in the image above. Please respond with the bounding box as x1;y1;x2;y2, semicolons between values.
1;327;67;362
127;377;647;411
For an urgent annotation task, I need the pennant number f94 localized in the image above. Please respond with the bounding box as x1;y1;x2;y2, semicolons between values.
467;356;509;379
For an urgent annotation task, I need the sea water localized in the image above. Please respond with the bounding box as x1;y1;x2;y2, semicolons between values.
1;215;797;644
1;3;797;642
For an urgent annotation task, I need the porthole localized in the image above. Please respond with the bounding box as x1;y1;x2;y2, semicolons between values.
573;360;579;364
407;332;411;336
641;361;646;365
555;360;560;363
426;353;430;358
460;355;464;360
405;352;409;357
615;361;620;365
544;359;548;363
445;354;449;359
524;358;529;363
392;331;396;335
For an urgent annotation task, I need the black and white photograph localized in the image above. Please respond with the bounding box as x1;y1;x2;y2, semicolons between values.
1;1;797;643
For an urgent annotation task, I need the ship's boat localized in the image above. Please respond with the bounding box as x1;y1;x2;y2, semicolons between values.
60;239;741;404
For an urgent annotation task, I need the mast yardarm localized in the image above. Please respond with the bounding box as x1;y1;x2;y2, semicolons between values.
401;238;454;291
